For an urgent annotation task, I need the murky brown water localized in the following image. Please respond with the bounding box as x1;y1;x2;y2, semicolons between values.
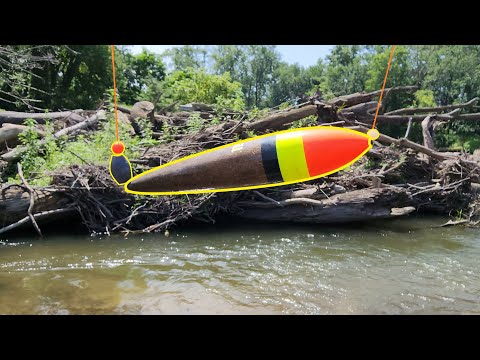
0;217;479;314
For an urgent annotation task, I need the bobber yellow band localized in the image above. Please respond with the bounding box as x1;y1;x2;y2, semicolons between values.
276;131;310;182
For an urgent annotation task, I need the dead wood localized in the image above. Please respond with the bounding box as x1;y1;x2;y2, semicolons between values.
0;123;44;149
386;97;480;115
331;86;418;108
2;85;480;237
52;110;106;138
246;105;318;132
0;110;85;125
17;163;42;237
1;110;106;162
0;207;75;235
350;125;455;161
235;188;413;223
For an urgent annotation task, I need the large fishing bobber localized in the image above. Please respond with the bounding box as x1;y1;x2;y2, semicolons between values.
108;44;393;196
123;126;380;195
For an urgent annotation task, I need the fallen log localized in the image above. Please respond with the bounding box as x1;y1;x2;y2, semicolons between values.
0;124;28;144
0;110;85;125
0;123;44;149
0;207;76;235
179;103;214;112
346;111;480;124
53;110;106;138
235;187;414;223
246;105;318;132
1;111;106;162
0;185;68;226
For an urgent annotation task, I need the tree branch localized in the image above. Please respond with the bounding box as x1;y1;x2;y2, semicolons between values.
331;86;418;108
385;97;480;115
17;163;42;237
0;110;85;125
350;125;455;161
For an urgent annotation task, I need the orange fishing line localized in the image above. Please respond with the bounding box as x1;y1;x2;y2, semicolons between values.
111;45;120;142
371;45;396;130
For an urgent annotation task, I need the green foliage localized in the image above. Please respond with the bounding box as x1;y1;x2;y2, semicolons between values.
115;47;166;105
160;68;245;111
413;89;436;107
290;115;318;129
213;45;281;108
4;45;480;159
269;63;313;107
278;101;292;110
32;45;112;110
0;45;59;111
14;115;156;185
365;45;414;112
18;118;46;177
418;45;480;105
324;45;369;96
210;116;221;125
245;130;256;138
416;46;480;150
186;113;205;133
247;107;269;121
455;209;464;221
0;45;166;111
162;46;210;71
463;136;480;153
142;76;165;109
363;158;377;170
160;123;179;143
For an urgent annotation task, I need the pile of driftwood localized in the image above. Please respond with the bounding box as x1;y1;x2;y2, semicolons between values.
1;85;480;238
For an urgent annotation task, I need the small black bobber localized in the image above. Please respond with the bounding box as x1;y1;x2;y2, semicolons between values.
109;141;132;185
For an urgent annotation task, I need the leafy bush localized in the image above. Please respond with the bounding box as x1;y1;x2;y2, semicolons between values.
413;89;436;107
159;68;245;111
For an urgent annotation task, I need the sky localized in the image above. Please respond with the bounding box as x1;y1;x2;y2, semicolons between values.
130;45;334;68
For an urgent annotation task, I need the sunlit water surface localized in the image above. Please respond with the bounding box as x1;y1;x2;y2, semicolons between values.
1;217;479;314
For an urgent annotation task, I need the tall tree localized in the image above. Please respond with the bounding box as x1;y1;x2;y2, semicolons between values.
269;63;312;106
0;45;58;111
163;46;209;71
26;45;112;110
324;45;369;96
212;45;280;108
419;45;480;105
365;45;415;111
115;47;166;105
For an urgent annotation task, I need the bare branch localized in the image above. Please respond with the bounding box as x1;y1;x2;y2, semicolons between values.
331;86;418;108
385;97;480;115
17;163;43;237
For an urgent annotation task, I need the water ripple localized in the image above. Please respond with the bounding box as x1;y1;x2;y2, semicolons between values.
0;217;479;314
